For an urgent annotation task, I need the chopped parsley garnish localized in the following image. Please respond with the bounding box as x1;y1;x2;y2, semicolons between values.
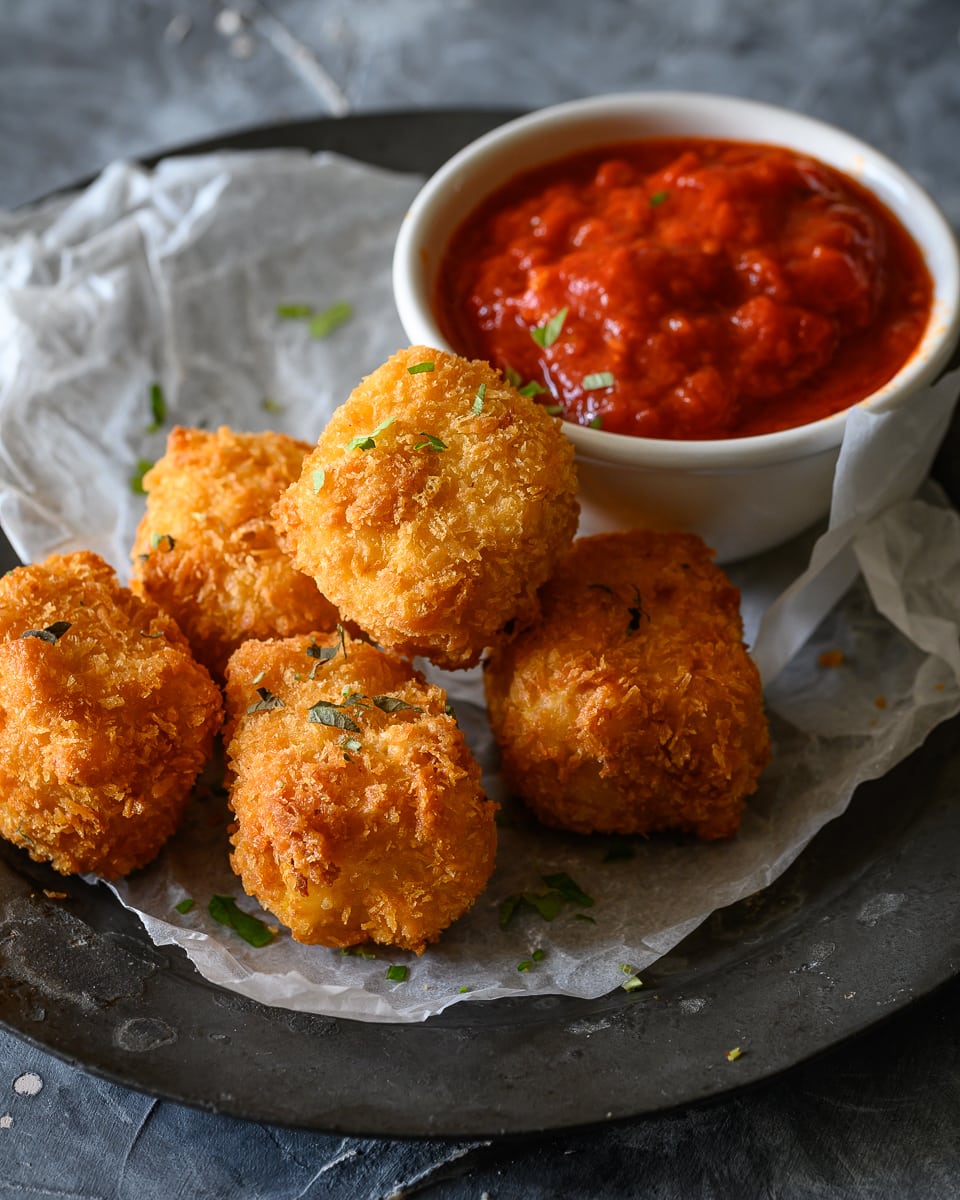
517;960;532;973
247;686;285;713
344;415;395;452
372;695;423;714
305;625;346;669
310;468;326;493
529;894;568;921
622;976;644;992
276;303;314;319
385;964;409;983
262;397;284;414
341;735;362;760
407;361;435;374
532;948;546;962
504;365;523;387
147;382;166;433
472;383;486;415
458;985;471;994
588;415;603;430
309;301;353;339
341;944;376;959
175;897;195;915
208;895;274;947
307;701;361;732
650;190;669;207
531;307;568;349
150;532;175;551
499;871;594;928
517;380;548;398
583;372;615;391
413;432;447;452
542;872;595;908
305;688;422;732
20;621;71;643
544;404;564;415
499;891;560;927
131;458;154;495
277;299;353;336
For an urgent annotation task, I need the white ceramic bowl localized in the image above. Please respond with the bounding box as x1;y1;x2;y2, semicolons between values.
393;93;960;561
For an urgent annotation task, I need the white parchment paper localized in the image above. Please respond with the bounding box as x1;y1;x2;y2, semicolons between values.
1;151;959;1022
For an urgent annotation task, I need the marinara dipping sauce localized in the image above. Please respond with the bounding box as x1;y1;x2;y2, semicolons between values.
436;139;933;439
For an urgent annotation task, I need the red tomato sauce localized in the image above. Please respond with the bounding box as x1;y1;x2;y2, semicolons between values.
436;140;933;439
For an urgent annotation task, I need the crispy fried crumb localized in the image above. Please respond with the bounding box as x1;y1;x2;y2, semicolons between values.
131;426;338;678
223;630;497;952
273;346;579;669
484;530;770;839
0;551;222;878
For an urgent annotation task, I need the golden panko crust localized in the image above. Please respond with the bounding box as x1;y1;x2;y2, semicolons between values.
223;630;497;953
0;551;223;877
273;346;579;670
130;425;339;679
484;531;770;839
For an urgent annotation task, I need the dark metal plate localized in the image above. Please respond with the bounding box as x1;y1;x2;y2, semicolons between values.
0;111;958;1140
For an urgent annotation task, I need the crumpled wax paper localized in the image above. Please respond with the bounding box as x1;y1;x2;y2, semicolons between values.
0;150;959;1022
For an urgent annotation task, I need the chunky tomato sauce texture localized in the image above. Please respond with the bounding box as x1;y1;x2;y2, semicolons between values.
436;140;932;439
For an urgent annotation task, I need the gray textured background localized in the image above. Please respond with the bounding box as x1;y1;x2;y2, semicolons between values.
4;0;960;221
2;1;960;1196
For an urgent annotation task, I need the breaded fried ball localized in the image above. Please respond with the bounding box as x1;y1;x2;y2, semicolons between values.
131;426;338;679
484;531;770;839
223;629;497;952
0;551;223;878
273;346;579;670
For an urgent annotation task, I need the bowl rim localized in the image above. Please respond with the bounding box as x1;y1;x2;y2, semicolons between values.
392;90;960;471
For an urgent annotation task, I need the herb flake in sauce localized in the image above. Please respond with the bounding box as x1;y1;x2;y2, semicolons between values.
530;307;568;349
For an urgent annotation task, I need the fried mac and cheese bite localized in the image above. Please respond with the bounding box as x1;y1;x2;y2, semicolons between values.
484;531;770;840
0;551;222;878
223;629;497;953
131;426;338;679
273;346;579;670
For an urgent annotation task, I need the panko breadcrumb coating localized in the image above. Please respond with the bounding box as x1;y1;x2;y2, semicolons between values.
223;629;497;953
273;346;579;670
0;551;222;878
484;531;770;839
131;426;339;679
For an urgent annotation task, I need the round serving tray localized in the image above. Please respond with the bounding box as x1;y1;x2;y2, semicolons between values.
0;111;958;1139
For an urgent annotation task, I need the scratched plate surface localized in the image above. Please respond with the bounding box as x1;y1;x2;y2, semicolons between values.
0;112;958;1139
